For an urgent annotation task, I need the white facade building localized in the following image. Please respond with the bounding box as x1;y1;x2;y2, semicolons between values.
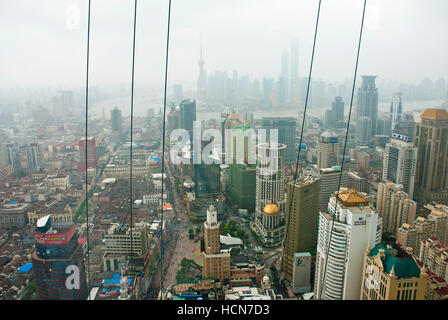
382;134;417;199
314;188;382;300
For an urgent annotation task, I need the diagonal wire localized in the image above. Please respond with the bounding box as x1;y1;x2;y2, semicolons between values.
318;0;367;300
159;0;172;296
129;0;138;271
84;0;92;297
281;0;321;274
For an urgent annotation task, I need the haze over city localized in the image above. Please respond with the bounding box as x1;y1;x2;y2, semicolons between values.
1;0;448;306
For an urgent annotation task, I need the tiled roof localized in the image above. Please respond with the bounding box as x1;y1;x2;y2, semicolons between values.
337;188;369;207
370;244;421;279
421;109;448;120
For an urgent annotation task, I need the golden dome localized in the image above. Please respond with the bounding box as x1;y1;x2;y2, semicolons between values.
263;203;280;216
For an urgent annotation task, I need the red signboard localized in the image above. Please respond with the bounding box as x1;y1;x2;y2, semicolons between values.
35;224;75;245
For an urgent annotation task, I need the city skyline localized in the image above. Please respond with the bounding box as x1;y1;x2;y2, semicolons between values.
1;0;448;90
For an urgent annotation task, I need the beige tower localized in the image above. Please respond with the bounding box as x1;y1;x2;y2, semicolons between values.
204;204;220;254
318;129;340;169
202;205;230;284
414;109;448;205
282;168;320;283
377;181;416;235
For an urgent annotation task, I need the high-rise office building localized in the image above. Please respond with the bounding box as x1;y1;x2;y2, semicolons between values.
356;75;378;137
260;117;297;164
390;92;403;131
414;109;448;205
382;133;417;199
377;182;416;235
5;142;21;174
355;116;372;147
282;168;320;284
319;166;348;210
254;142;286;246
376;117;392;137
324;97;345;129
78;137;97;172
32;215;88;300
111;107;122;135
360;243;426;300
104;222;149;258
26;142;42;173
348;171;369;193
229;163;256;213
318;129;340;169
314;188;382;300
179;99;197;141
202;205;231;283
0;132;7;169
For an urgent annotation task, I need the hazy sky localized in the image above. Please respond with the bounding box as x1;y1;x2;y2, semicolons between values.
1;0;447;91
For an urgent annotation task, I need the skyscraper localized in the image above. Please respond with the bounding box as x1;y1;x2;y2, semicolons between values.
314;188;382;300
318;129;340;169
390;92;403;130
356;75;378;138
254;142;286;246
377;181;416;235
5;142;21;174
32;215;88;300
282;168;320;284
319;166;348;210
78;137;97;172
26;142;42;173
382;133;417;199
0;132;7;169
260;117;297;164
324;97;345;129
111;107;122;135
413;109;448;205
229;163;256;213
179;99;196;141
355;116;372;146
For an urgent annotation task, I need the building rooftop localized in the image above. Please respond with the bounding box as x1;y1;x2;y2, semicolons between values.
421;109;448;121
337;188;369;207
370;243;421;279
